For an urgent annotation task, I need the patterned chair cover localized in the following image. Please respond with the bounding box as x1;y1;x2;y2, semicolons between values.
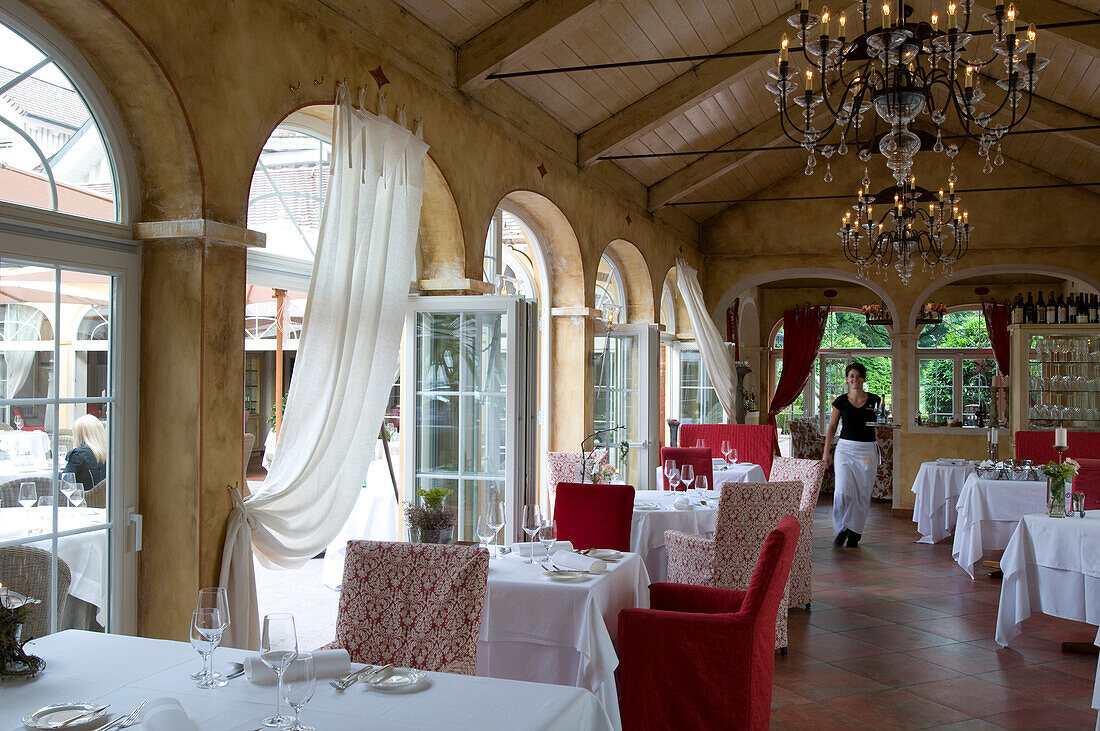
545;449;608;516
769;457;827;608
873;426;893;500
665;480;802;650
331;541;489;674
789;417;835;494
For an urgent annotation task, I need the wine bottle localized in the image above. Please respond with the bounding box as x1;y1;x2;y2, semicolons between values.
1025;291;1035;324
1013;293;1024;324
1046;293;1056;324
1057;294;1067;324
1068;291;1078;323
1091;294;1098;324
1079;293;1089;324
1037;291;1046;324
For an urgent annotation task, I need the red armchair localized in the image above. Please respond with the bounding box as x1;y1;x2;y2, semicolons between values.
659;446;714;491
1074;458;1100;510
554;482;635;551
618;516;800;731
680;423;776;478
1015;430;1100;465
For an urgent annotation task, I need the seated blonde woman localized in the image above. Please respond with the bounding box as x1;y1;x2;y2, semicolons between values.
63;414;107;490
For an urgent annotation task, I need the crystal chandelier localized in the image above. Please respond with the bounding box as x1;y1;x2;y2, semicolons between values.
839;171;970;284
767;0;1051;184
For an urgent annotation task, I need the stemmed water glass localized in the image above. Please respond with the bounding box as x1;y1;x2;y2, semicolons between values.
720;441;733;467
664;459;680;490
261;613;298;728
68;486;85;508
695;439;706;449
539;519;557;559
485;499;505;559
281;652;317;731
190;587;230;680
680;464;694;493
522;505;542;563
190;608;228;688
694;475;709;502
18;483;36;515
59;473;78;506
476;515;496;556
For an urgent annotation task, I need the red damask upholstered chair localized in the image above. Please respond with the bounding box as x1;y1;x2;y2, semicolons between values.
664;480;802;651
872;426;894;500
545;449;608;517
618;516;800;731
789;417;834;493
769;457;826;609
1073;458;1100;510
659;446;713;491
554;482;635;551
679;423;776;478
329;541;489;674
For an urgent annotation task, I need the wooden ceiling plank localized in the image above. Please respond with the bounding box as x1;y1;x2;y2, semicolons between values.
1003;0;1100;58
654;0;711;56
678;0;729;51
458;0;611;90
577;8;814;165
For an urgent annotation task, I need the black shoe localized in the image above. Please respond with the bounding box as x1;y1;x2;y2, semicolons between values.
833;529;849;546
846;531;862;548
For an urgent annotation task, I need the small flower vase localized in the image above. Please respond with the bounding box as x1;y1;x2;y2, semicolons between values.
1048;476;1068;518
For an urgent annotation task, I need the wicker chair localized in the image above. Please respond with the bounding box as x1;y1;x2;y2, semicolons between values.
0;477;52;509
84;478;107;509
0;423;12;430
56;428;75;457
0;546;72;640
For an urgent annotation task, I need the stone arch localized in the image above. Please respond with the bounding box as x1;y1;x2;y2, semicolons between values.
600;239;654;323
500;190;584;309
18;0;200;220
905;264;1100;330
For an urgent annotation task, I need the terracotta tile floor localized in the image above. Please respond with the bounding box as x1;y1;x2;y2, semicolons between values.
773;497;1099;730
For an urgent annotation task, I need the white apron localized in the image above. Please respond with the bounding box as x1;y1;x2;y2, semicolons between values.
833;438;878;535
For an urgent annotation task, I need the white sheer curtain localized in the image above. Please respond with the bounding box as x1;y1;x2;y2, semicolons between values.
220;90;428;649
674;258;737;420
1;304;46;399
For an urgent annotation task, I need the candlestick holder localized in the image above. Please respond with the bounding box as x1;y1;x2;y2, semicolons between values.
1055;444;1068;463
988;442;999;462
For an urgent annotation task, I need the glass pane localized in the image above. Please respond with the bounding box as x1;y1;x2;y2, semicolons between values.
61;270;112;399
460;478;505;542
1;264;56;429
962;358;996;425
416;395;458;473
58;529;108;632
852;356;893;411
417;313;461;393
0;22;118;221
593;333;639;483
919;359;954;422
466;312;507;393
820;312;891;349
918;310;991;348
462;394;506;474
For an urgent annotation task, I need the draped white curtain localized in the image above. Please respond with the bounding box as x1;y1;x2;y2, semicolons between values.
220;90;429;649
1;304;46;399
674;259;737;420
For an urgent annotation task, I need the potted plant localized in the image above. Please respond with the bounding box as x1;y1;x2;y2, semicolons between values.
405;487;455;543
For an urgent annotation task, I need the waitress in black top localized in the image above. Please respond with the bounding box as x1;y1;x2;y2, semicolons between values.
823;362;880;547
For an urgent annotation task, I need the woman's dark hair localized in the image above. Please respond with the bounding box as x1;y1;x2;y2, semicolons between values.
845;362;867;378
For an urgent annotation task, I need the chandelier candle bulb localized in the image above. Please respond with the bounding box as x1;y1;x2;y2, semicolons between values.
801;0;808;12
1028;25;1037;54
931;13;938;30
838;14;846;39
1007;4;1016;36
948;3;957;29
882;2;890;25
780;34;789;63
821;7;830;38
806;69;815;92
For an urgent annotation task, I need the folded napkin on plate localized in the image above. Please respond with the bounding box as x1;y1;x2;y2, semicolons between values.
673;496;694;510
141;697;199;731
549;550;607;574
507;540;574;560
245;648;351;685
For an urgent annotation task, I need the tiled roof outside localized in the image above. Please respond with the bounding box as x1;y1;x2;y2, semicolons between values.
0;65;91;131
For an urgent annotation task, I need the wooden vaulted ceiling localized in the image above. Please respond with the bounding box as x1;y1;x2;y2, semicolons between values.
391;0;1100;224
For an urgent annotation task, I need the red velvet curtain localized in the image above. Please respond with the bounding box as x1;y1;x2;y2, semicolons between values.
768;305;830;453
982;301;1011;376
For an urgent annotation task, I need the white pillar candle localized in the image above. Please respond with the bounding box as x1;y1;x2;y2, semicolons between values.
991;428;999;445
1055;427;1068;448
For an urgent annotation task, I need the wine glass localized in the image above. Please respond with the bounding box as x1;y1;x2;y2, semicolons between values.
476;515;496;556
663;459;678;490
261;613;298;728
539;519;558;559
68;486;85;508
59;473;78;506
191;587;230;680
680;464;695;493
694;439;705;449
18;483;36;515
720;441;733;467
522;505;542;563
190;608;228;688
36;495;53;508
728;447;739;464
281;652;316;731
694;475;709;502
485;499;505;559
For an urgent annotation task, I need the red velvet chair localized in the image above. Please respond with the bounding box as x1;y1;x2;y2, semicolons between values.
618;515;800;731
1073;458;1100;511
1015;430;1100;465
554;482;635;551
659;446;714;491
680;423;776;478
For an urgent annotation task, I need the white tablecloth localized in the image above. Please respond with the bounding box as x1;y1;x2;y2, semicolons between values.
911;461;975;544
632;489;717;583
995;513;1100;726
952;474;1047;578
652;461;764;491
6;631;613;731
0;429;51;460
477;552;648;731
0;507;108;623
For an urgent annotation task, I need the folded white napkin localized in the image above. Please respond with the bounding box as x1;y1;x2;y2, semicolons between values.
141;697;199;731
673;496;693;510
245;648;351;685
549;550;607;574
509;540;573;557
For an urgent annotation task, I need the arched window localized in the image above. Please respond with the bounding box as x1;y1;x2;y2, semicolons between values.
595;255;625;323
76;306;109;341
483;208;539;298
916;308;995;424
0;19;119;220
246;125;331;262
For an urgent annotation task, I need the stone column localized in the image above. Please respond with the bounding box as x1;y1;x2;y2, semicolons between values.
134;219;263;641
548;307;598;452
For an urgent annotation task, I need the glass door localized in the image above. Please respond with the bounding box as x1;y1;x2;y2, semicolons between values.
403;296;536;542
593;324;658;490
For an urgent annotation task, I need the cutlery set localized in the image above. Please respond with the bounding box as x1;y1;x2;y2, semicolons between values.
329;663;394;691
91;701;146;731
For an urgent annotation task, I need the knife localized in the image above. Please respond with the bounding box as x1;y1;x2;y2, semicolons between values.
58;705;109;728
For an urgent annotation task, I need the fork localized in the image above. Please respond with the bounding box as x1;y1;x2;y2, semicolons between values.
329;665;375;691
92;701;146;731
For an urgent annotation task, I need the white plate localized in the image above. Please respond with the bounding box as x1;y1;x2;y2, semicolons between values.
543;569;591;582
634;503;660;511
584;549;623;562
23;703;107;729
367;667;426;691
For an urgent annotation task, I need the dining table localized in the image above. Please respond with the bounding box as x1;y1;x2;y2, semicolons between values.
652;460;765;491
631;488;718;583
477;548;648;731
910;460;976;544
0;506;108;625
5;630;614;730
951;473;1047;578
995;512;1100;728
